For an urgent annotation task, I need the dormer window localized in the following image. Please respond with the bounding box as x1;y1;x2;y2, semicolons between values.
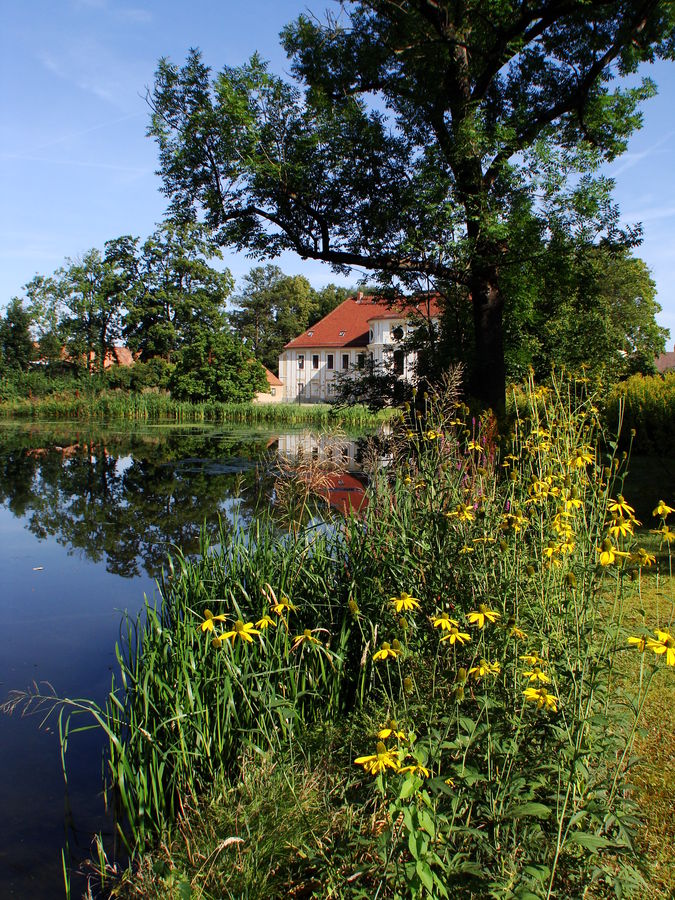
339;330;345;336
307;330;314;336
392;325;404;341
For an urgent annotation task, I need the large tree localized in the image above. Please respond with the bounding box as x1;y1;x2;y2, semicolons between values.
125;222;232;362
149;1;674;408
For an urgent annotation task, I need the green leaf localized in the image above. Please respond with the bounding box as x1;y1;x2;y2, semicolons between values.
507;802;551;820
416;860;434;894
569;831;612;851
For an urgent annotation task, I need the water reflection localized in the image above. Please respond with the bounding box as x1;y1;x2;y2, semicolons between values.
0;420;369;898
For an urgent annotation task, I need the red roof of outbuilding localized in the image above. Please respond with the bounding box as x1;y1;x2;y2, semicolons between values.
283;294;441;350
264;367;283;387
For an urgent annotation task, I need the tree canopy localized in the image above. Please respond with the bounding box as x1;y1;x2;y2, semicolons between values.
149;0;674;407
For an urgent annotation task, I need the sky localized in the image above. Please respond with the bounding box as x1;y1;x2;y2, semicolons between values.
1;0;674;343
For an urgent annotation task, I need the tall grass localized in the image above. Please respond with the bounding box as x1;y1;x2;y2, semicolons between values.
0;391;386;427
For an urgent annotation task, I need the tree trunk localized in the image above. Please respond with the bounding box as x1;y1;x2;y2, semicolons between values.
470;268;506;413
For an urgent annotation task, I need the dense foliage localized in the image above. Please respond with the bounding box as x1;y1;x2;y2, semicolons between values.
12;373;673;897
148;0;675;406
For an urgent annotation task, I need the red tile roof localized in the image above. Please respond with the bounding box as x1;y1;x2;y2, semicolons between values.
283;294;441;350
264;367;283;387
655;348;675;373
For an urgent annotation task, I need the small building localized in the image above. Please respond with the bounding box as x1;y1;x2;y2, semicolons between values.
254;367;284;404
278;293;441;402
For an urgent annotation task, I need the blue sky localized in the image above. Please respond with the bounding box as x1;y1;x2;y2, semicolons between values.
1;1;674;343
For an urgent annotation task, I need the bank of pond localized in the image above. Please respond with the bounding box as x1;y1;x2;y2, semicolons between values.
2;372;674;898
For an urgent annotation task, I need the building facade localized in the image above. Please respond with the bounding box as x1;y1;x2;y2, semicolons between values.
278;293;440;402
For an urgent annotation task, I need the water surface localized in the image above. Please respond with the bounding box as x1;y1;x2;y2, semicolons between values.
0;420;363;897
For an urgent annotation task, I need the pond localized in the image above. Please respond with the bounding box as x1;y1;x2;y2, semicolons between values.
0;419;367;898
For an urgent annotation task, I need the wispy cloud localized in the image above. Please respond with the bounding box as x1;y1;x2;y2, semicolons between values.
608;130;674;178
621;204;675;223
0;152;152;176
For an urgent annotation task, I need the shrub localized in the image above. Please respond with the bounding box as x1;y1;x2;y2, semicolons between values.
604;372;675;454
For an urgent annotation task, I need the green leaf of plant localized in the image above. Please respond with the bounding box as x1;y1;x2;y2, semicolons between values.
507;802;551;820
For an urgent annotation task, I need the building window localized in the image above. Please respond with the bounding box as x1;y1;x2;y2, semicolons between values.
298;383;305;394
327;353;334;370
357;353;365;369
392;325;404;341
342;353;349;370
393;349;404;375
298;354;304;370
369;329;373;341
312;354;319;369
270;387;276;396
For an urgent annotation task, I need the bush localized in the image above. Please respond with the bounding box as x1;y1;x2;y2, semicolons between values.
604;372;675;454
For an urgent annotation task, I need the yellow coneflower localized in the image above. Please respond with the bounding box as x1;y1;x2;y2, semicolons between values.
398;763;431;778
219;620;261;644
646;630;675;666
652;500;675;518
466;604;501;629
373;640;403;661
255;614;276;630
390;591;421;613
431;612;459;631
627;635;647;652
523;687;558;712
377;721;406;741
468;659;501;679
354;742;400;775
271;595;297;616
440;626;471;646
608;517;635;540
607;495;635;518
200;609;227;632
522;667;551;684
291;628;321;651
630;548;656;567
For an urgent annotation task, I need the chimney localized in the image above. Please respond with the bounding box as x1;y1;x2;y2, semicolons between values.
356;291;363;302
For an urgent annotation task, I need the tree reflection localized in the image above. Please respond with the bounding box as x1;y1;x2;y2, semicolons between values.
0;424;269;577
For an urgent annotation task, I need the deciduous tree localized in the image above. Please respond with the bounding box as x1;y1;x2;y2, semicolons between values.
149;1;674;407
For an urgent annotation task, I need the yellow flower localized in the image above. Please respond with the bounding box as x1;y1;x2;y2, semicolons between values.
468;659;501;679
608;517;635;539
520;653;544;666
271;595;297;616
377;721;407;741
255;614;276;630
597;539;629;566
291;628;321;650
467;604;501;628
354;741;400;775
219;619;261;644
398;763;431;778
653;500;675;518
627;635;647;652
348;599;360;616
523;667;551;684
651;525;675;544
390;591;420;613
524;687;558;712
630;548;655;567
607;495;635;518
373;640;403;661
646;630;675;666
467;440;483;453
424;430;438;441
454;503;475;522
459;544;475;554
440;626;471;645
201;609;227;632
568;447;594;469
507;618;527;640
431;612;459;631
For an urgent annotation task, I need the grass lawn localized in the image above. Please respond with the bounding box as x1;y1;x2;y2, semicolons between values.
619;536;674;899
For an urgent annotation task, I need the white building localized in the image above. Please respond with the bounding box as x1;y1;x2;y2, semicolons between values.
278;293;441;402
